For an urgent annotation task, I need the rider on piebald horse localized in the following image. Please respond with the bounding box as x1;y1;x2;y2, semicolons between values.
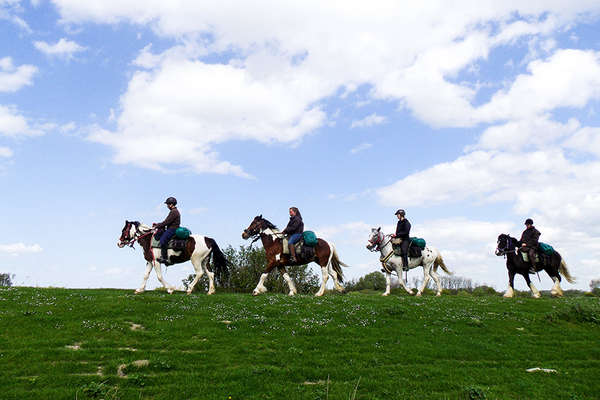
282;207;304;263
518;218;540;274
391;209;411;270
153;196;181;265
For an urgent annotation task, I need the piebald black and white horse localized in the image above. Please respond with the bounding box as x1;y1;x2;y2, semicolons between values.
366;227;451;296
495;234;574;298
242;215;350;296
118;220;228;294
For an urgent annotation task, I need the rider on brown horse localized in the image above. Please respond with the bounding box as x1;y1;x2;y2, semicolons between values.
282;207;304;263
153;196;181;265
518;218;540;274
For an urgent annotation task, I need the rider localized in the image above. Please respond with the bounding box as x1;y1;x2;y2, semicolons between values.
153;197;181;265
518;218;540;274
392;209;411;270
282;207;304;263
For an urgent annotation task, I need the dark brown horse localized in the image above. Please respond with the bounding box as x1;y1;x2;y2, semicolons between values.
242;215;349;296
495;234;574;298
118;220;228;294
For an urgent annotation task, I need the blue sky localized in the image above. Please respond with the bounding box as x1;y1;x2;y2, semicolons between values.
2;1;600;293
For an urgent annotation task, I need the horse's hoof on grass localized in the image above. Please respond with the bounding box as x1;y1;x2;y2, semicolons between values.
436;292;442;297
381;293;389;297
252;291;260;296
415;292;422;297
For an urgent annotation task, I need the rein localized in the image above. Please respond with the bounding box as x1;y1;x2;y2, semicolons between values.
123;225;154;249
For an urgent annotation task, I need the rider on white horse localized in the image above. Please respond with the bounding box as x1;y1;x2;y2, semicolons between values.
391;209;411;270
153;196;180;265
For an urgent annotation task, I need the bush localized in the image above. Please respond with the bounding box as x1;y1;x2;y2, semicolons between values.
472;286;497;296
345;271;387;291
183;245;320;294
0;273;13;287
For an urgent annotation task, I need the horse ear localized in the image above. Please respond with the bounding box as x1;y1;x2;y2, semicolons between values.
378;227;381;231
259;214;262;219
125;220;129;224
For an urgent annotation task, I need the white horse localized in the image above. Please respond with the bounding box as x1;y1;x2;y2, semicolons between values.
366;227;452;296
117;220;229;295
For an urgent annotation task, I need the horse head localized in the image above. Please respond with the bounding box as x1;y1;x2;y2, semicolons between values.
118;220;141;248
366;227;384;251
495;233;517;256
242;215;278;239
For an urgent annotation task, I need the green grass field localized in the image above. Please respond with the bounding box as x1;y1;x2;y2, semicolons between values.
1;287;599;399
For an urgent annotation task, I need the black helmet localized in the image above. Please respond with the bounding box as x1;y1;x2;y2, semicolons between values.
395;209;405;216
165;197;177;205
524;218;533;225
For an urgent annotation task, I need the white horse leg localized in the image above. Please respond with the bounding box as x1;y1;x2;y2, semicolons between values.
394;264;414;295
135;261;153;294
187;254;205;295
416;263;431;297
429;264;442;296
281;269;297;296
529;282;541;298
252;273;269;296
550;277;563;297
503;285;514;298
329;267;344;293
153;260;175;294
315;266;329;297
382;272;391;296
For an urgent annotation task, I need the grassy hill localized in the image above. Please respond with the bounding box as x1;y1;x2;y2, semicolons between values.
1;287;599;399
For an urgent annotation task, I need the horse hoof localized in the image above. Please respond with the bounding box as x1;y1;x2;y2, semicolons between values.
381;293;389;297
415;292;422;297
186;291;192;295
436;292;442;297
207;291;215;296
288;291;295;296
252;290;260;296
533;294;541;299
503;293;512;298
134;289;143;294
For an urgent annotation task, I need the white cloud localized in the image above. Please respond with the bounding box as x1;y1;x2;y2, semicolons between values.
350;142;372;154
0;0;32;32
0;105;43;137
0;146;12;157
0;242;43;255
0;56;37;92
33;38;86;58
48;1;600;174
350;113;387;128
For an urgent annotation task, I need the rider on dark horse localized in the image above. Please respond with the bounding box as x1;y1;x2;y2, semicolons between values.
282;207;304;263
518;218;540;274
153;197;181;265
391;209;411;270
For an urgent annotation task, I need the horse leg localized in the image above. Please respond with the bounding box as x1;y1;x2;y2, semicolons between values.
504;271;515;298
382;272;391;296
550;276;563;297
315;266;329;297
252;273;269;296
135;261;153;294
428;262;442;297
416;262;431;297
523;273;541;298
393;263;414;295
186;253;205;295
279;266;297;296
328;265;344;293
153;259;175;294
204;256;216;295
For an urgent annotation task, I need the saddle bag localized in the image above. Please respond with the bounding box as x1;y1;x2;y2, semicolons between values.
410;237;426;249
303;231;318;247
538;242;555;256
175;227;192;239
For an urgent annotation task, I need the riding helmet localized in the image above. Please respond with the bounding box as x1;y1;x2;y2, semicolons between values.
395;209;405;216
165;197;177;205
524;218;533;225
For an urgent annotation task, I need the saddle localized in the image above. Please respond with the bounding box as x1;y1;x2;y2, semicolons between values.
392;238;424;258
281;235;315;261
520;250;550;267
151;235;189;251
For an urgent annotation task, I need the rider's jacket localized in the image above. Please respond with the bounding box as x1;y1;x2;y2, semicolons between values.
519;226;540;248
283;215;304;236
395;219;411;240
155;208;181;230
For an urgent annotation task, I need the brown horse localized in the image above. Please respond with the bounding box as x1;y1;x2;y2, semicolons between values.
242;215;349;296
118;220;229;294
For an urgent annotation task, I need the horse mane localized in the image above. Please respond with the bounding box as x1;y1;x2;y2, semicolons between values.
259;217;278;230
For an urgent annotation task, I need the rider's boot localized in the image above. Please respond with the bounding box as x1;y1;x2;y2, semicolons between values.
289;244;297;263
158;247;171;266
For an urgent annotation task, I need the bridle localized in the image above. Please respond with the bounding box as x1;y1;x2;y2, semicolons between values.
119;222;154;249
244;218;285;247
367;230;391;252
495;235;516;257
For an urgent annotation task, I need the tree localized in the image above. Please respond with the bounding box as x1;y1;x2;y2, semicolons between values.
0;273;14;287
590;279;600;291
183;244;320;294
345;271;387;291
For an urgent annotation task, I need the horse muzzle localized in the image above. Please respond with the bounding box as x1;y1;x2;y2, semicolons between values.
241;231;249;240
117;241;126;248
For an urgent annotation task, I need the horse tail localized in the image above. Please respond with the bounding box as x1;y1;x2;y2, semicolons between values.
205;237;230;283
328;242;349;283
434;253;452;275
559;257;575;284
